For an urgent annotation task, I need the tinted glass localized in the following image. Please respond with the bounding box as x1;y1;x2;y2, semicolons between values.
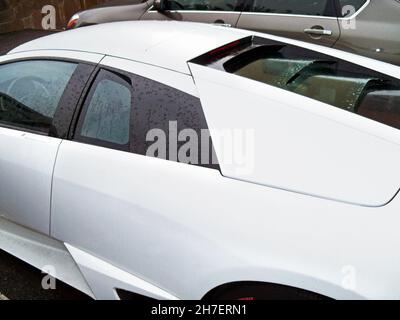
80;75;132;146
76;68;219;169
251;0;329;15
166;0;242;11
130;73;219;169
0;60;77;133
338;0;367;17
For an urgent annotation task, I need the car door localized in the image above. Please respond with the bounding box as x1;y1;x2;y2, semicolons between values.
51;57;221;298
237;0;340;47
0;58;95;235
141;0;245;27
334;0;400;65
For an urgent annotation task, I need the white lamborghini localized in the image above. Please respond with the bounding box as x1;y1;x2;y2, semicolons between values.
0;21;400;300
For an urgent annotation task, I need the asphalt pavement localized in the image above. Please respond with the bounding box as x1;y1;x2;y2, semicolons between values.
0;249;90;300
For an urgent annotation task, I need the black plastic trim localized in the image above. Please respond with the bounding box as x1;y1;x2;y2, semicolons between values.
71;64;221;170
51;63;97;139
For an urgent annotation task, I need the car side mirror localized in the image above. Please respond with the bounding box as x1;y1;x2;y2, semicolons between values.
153;0;167;12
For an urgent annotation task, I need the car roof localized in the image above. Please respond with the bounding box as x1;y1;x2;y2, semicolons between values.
9;21;249;74
9;20;400;78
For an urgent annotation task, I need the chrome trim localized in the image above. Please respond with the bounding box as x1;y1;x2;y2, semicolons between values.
238;11;337;20
304;28;333;36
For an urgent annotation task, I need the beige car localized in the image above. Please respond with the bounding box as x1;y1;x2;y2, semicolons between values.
68;0;400;65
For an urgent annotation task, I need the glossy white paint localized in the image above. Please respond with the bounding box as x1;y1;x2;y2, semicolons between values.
65;244;179;300
2;21;400;300
0;50;104;65
0;128;61;234
0;217;94;298
9;21;400;78
9;21;244;74
189;63;400;206
0;50;103;234
52;140;400;300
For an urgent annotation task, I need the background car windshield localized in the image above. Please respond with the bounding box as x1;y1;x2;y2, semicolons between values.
166;0;242;11
251;0;329;15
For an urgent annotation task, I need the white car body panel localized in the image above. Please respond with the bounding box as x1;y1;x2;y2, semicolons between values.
0;49;103;234
1;21;400;300
51;140;400;300
9;22;245;75
0;50;104;65
189;63;400;206
65;244;179;300
9;21;400;78
0;128;61;234
0;217;94;298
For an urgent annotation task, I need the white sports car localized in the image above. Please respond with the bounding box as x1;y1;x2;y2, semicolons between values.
0;21;400;300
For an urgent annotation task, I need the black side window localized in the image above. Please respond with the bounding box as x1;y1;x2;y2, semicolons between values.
337;0;367;17
166;0;244;11
74;68;218;169
74;69;132;151
0;60;77;134
251;0;331;16
130;73;219;169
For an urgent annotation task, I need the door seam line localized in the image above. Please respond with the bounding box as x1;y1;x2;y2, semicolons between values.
49;140;62;236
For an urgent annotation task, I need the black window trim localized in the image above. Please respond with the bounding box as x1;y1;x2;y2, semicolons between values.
0;57;95;137
51;62;97;139
244;0;338;17
71;64;221;170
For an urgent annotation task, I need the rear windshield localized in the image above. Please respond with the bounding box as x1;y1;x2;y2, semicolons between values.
193;38;400;131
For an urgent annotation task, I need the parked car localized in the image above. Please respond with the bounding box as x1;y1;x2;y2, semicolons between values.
67;0;400;66
1;21;400;300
